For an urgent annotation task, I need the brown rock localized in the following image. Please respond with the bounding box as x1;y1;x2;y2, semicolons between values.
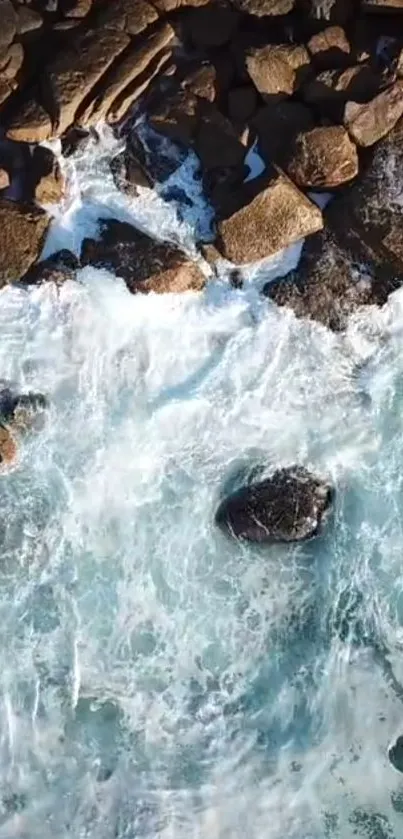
302;64;381;120
253;101;315;166
181;64;218;102
79;23;174;126
0;43;24;80
362;0;403;10
227;85;257;122
286;125;358;189
0;168;10;190
64;0;92;17
6;98;51;144
0;199;50;285
31;146;64;205
0;77;16;107
215;169;323;265
0;425;17;468
21;249;79;285
124;0;159;36
344;81;403;146
148;89;201;143
81;219;206;294
16;6;42;33
183;1;239;48
195;106;245;169
246;44;311;101
108;50;172;123
110;148;153;195
152;0;210;9
232;0;295;14
0;0;16;54
307;26;352;69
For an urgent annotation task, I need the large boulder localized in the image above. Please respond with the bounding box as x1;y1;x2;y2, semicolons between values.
307;25;352;70
344;80;403;147
81;219;206;294
0;199;50;285
215;465;333;543
286;125;358;189
215;169;323;265
246;43;311;101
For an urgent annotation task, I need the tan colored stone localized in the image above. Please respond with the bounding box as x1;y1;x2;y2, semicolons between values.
246;44;311;101
216;169;323;264
33;147;64;205
108;50;172;123
6;98;52;143
286;125;358;189
307;26;351;69
0;199;50;285
64;0;92;17
344;81;403;147
0;43;24;80
0;168;9;190
0;425;17;468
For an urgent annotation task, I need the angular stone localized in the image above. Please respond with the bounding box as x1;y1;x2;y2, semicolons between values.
108;50;173;124
344;81;403;147
80;23;174;126
124;0;159;35
148;89;201;143
16;6;42;33
110;148;153;196
286;125;358;189
0;425;17;468
215;168;323;265
307;25;352;69
0;0;17;55
81;219;206;294
246;44;311;101
0;199;50;285
6;98;52;143
302;64;381;121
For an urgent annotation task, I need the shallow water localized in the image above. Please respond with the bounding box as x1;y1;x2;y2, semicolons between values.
1;124;403;838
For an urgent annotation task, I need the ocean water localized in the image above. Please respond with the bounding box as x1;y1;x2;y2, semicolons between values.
1;124;403;838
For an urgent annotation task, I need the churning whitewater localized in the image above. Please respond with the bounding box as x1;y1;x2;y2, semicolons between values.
1;125;403;839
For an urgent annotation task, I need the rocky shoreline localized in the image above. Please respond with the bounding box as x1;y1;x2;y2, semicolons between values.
0;0;403;327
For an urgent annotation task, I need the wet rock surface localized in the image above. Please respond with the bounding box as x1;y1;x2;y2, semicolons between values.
215;465;333;543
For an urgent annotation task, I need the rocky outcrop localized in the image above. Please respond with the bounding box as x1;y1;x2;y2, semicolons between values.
215;465;333;543
81;219;206;294
0;199;50;285
286;125;358;189
21;250;79;286
215;169;323;265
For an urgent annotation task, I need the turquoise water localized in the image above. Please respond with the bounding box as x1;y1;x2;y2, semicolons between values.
0;126;403;838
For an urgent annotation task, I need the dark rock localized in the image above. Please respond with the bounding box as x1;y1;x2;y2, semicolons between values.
227;85;258;122
16;6;43;33
215;465;333;543
81;219;206;294
183;1;239;47
253;100;315;166
30;145;64;204
148;89;201;144
0;0;17;54
307;25;352;69
246;43;311;101
231;0;295;14
286;125;358;189
389;736;403;773
297;0;355;24
0;388;48;433
60;126;92;157
215;168;323;265
0;43;24;80
194;106;245;169
344;80;403;146
302;64;382;120
110;148;153;195
20;249;78;286
180;63;218;102
363;0;403;10
6;97;52;143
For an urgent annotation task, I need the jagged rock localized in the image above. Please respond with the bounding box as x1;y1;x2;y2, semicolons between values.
0;169;9;190
183;1;239;47
181;63;218;102
344;81;403;146
31;146;64;205
302;64;381;120
232;0;295;14
81;219;206;294
0;425;16;468
6;97;53;143
215;169;323;265
16;6;42;33
0;199;50;285
286;125;358;189
0;0;17;54
227;85;257;122
215;465;333;543
79;23;174;126
246;43;311;101
110;148;153;195
20;249;78;285
253;100;315;166
307;25;352;69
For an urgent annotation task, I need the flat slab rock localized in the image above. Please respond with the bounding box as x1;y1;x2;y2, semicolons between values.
81;219;206;294
215;465;333;543
214;169;323;265
0;199;50;285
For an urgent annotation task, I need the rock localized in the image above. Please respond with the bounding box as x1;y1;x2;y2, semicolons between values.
253;100;315;166
0;43;24;80
302;64;381;121
152;0;210;8
60;126;92;157
0;388;49;432
0;77;16;107
344;81;403;147
6;97;53;143
0;168;10;190
81;219;206;294
362;0;403;10
64;0;92;17
110;148;153;195
0;199;50;285
227;85;257;122
183;1;239;48
232;0;295;14
215;169;323;265
286;125;358;189
246;43;311;101
16;6;42;33
79;23;174;126
20;249;78;285
148;89;201;144
124;0;159;35
0;425;17;468
31;146;64;205
298;0;354;23
195;106;245;170
0;0;17;54
307;25;352;69
107;51;172;124
181;63;218;102
215;465;333;543
389;736;403;774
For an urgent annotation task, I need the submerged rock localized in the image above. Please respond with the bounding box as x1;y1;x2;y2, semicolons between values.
389;736;403;773
21;250;79;286
215;465;333;544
